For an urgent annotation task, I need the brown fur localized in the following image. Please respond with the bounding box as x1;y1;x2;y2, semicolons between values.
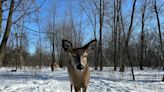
67;60;90;92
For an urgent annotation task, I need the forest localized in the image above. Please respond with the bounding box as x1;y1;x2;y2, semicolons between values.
0;0;164;91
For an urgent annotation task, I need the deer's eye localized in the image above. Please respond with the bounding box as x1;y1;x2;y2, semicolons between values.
72;54;77;57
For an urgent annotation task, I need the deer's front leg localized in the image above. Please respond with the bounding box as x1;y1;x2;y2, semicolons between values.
71;84;73;92
82;87;87;92
74;86;80;92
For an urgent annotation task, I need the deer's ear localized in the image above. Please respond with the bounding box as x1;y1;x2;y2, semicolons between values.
83;39;97;50
62;39;73;52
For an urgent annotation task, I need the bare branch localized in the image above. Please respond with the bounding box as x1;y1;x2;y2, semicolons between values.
12;0;45;24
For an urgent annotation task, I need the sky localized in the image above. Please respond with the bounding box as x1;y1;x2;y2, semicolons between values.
27;0;51;54
25;0;164;54
27;0;92;54
26;0;133;54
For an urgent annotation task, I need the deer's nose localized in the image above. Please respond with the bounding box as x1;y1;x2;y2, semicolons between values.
77;64;84;70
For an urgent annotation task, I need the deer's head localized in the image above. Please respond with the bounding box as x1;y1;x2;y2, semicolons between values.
62;39;97;71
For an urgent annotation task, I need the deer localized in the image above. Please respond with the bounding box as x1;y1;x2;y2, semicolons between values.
62;39;97;92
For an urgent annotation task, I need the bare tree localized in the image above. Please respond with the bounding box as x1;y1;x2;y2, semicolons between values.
0;0;45;66
116;0;124;72
113;0;117;71
140;0;147;70
0;0;14;66
119;0;126;72
48;0;58;71
125;0;137;81
99;0;105;71
152;0;164;81
0;0;2;35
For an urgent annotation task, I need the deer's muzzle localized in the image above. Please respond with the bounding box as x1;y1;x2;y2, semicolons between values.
77;64;84;70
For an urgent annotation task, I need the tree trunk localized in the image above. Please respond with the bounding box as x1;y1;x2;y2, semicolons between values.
0;0;14;66
99;0;104;71
113;0;117;71
51;10;56;72
51;32;55;72
125;0;136;81
120;3;125;72
140;0;147;70
0;0;2;66
0;0;2;35
116;0;123;72
153;0;164;81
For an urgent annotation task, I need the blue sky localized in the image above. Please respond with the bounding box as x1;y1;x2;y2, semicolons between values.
27;0;132;54
26;0;164;54
27;0;49;54
27;0;92;54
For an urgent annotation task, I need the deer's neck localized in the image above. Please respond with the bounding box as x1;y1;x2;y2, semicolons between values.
67;60;90;87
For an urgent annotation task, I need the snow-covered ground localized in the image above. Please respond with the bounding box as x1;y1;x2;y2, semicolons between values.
0;67;164;92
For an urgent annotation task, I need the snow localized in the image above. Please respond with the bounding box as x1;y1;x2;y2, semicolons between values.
0;67;164;92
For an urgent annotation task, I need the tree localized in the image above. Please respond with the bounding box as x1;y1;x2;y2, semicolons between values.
113;0;117;71
0;0;2;35
0;0;14;66
125;0;137;81
47;0;58;71
0;0;45;66
99;0;105;71
140;0;147;70
152;0;164;81
119;0;126;72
